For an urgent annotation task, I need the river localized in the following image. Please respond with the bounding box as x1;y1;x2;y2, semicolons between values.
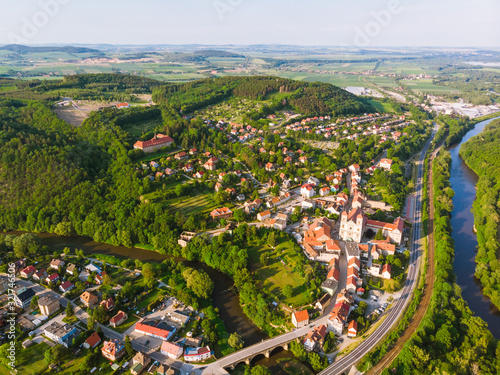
1;231;268;346
449;116;500;339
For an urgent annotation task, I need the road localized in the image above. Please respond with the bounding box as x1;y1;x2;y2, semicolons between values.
193;125;438;374
317;124;438;375
366;144;440;375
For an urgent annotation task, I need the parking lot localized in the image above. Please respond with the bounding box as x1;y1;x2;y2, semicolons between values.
126;296;196;352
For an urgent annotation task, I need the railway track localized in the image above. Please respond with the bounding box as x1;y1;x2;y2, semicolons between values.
366;150;438;375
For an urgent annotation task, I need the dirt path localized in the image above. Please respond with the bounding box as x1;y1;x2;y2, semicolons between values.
366;151;437;375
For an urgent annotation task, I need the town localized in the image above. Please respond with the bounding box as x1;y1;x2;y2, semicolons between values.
0;91;430;375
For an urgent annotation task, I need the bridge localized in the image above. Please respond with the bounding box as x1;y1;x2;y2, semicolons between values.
225;338;296;369
200;325;327;374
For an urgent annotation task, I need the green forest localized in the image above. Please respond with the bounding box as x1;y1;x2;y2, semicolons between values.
383;151;499;374
152;76;374;116
460;118;500;310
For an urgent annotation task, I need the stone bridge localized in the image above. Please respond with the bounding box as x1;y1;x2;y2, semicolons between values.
225;338;297;369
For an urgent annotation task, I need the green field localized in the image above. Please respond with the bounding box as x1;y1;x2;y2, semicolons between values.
248;241;310;307
274;71;367;87
367;99;395;113
365;75;399;88
121;118;162;138
403;79;460;94
165;192;217;215
1;341;50;375
113;313;140;334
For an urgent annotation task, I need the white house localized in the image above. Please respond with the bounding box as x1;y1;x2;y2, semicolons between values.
307;176;320;186
301;184;316;198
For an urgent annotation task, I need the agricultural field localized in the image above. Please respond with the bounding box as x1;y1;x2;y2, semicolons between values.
364;75;399;88
402;79;461;94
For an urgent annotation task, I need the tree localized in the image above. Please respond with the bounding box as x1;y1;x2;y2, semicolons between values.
142;263;155;288
125;336;134;358
233;209;245;222
308;351;328;371
55;222;73;236
87;315;95;331
65;302;74;317
283;285;294;299
228;333;244;350
44;348;54;364
94;305;107;323
175;184;184;197
267;232;276;248
259;252;269;266
183;215;197;231
375;229;384;240
30;295;39;310
244;365;271;375
183;269;214;299
12;233;42;258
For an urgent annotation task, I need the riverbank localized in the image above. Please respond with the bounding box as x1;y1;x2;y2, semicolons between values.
448;116;500;338
459;118;500;311
0;230;268;346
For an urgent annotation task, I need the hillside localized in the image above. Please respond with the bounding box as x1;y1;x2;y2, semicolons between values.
152;76;374;117
0;44;99;54
194;49;245;58
460;118;500;309
0;73;162;102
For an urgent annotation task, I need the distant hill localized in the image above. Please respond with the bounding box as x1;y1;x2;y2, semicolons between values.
194;49;245;58
0;44;99;54
152;76;374;117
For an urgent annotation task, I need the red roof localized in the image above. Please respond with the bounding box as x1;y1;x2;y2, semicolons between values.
135;319;173;339
348;320;358;332
161;341;183;356
60;281;73;290
47;273;59;281
348;257;361;268
85;332;101;348
110;311;127;324
327;267;340;281
293;310;309;323
134;134;174;149
22;265;36;274
366;217;404;232
382;264;392;274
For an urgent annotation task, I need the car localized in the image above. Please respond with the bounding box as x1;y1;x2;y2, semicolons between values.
144;340;150;345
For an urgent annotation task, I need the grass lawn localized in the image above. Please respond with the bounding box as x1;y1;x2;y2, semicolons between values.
248;241;311;307
366;275;399;292
277;358;314;375
63;315;79;325
113;313;140;334
136;147;182;163
367;99;394;113
121;118;162;138
165;192;217;215
6;341;51;375
136;288;163;310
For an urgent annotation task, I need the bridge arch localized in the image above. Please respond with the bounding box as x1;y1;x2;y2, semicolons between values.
249;353;266;364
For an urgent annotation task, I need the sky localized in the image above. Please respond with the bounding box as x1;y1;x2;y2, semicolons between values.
0;0;498;47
